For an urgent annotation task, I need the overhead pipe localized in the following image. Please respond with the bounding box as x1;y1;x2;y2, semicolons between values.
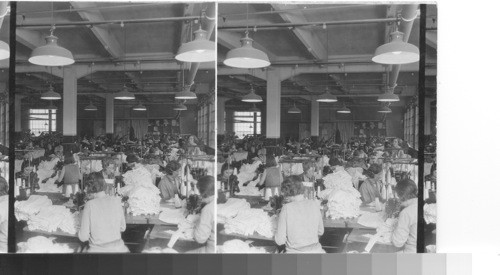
18;3;169;16
186;3;215;86
219;4;379;18
389;4;419;88
219;18;398;31
16;15;200;28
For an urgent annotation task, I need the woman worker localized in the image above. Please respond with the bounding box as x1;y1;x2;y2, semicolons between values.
189;175;215;253
158;160;182;201
57;155;81;197
78;172;129;253
0;175;8;253
257;155;283;198
275;175;325;253
391;179;418;253
101;157;117;195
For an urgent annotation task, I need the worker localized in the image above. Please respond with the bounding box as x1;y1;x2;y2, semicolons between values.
189;175;215;253
79;172;129;253
0;174;8;253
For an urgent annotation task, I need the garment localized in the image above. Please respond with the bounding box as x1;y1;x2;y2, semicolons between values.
262;167;282;188
275;198;325;253
192;196;215;253
158;175;180;200
391;198;418;253
78;194;129;253
59;164;81;184
359;178;381;203
0;195;8;253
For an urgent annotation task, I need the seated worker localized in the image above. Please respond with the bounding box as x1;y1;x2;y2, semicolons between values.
0;175;7;253
359;163;383;203
391;179;418;253
188;176;215;253
79;172;129;253
57;155;81;197
257;155;283;198
275;175;325;253
158;161;182;201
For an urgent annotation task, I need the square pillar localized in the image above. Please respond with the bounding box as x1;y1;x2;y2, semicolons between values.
311;100;319;136
266;70;281;139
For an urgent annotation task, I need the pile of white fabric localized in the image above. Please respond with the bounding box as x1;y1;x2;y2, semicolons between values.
27;205;80;235
17;236;74;253
319;185;362;220
224;209;276;238
37;178;62;193
159;207;187;225
15;195;52;221
322;167;353;189
219;239;267;253
80;160;103;175
236;160;262;184
165;214;200;240
119;164;161;216
144;164;165;183
217;198;251;223
424;203;437;224
36;158;60;182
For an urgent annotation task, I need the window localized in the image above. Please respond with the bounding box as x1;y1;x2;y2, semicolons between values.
197;94;215;148
234;111;261;138
29;109;56;136
404;105;418;149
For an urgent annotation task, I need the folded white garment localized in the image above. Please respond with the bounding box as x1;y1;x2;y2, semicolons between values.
17;236;74;253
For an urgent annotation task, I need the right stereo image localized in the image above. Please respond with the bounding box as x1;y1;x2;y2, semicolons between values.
216;3;437;254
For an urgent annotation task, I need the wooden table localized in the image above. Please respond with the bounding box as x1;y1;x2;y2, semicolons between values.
344;228;399;253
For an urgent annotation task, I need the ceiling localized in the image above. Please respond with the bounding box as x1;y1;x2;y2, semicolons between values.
217;3;437;111
13;2;215;108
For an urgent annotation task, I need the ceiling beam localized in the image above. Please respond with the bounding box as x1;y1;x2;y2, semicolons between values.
16;29;45;50
179;3;196;47
271;4;326;61
71;2;124;59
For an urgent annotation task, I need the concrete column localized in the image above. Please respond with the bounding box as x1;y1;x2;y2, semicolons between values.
106;93;114;134
424;97;431;135
217;97;227;135
311;100;319;136
63;67;77;136
14;87;22;132
266;70;281;138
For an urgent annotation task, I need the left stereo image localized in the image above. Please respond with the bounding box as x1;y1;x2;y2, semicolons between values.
8;2;216;253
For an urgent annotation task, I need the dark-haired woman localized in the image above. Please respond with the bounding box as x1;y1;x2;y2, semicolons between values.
188;175;215;253
158;160;182;201
359;163;383;203
101;157;117;196
257;155;283;198
275;175;325;253
79;172;128;253
57;155;81;197
391;179;418;253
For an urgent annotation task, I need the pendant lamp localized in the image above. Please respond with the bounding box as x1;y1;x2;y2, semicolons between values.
372;31;419;65
248;104;260;113
173;102;188;111
337;104;351;114
84;101;97;111
378;86;400;102
378;105;392;113
0;40;9;60
175;27;215;62
132;103;147;111
241;86;262;102
29;27;75;66
288;102;301;114
114;85;135;100
41;85;61;100
223;32;270;68
316;87;338;103
175;86;197;100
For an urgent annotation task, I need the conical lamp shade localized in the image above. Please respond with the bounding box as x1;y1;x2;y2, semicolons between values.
378;92;400;102
29;34;75;66
288;104;301;114
372;31;419;65
241;87;262;102
114;86;135;100
223;33;270;68
175;86;197;100
47;102;57;111
84;102;97;111
173;102;188;111
175;28;215;62
41;86;61;100
316;88;338;102
0;40;10;60
132;103;147;111
337;104;351;114
378;106;392;113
